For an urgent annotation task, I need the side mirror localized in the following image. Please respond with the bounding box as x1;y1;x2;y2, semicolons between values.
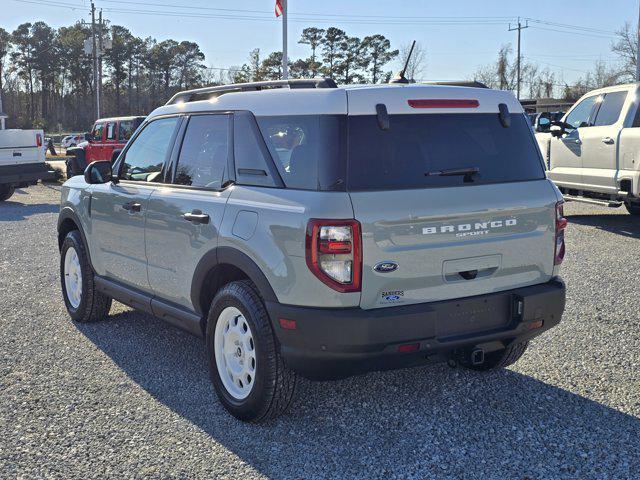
84;132;92;141
549;125;563;138
84;161;113;184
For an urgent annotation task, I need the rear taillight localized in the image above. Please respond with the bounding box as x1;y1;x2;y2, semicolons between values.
36;133;42;147
306;219;361;293
554;201;568;265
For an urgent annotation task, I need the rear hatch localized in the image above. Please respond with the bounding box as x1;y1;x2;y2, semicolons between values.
346;86;558;309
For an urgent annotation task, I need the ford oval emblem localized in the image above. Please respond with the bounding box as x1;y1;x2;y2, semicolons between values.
373;261;399;273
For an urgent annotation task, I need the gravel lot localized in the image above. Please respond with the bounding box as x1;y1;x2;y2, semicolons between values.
1;185;639;479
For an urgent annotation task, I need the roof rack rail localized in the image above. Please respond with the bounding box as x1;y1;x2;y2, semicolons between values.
423;81;489;89
166;77;338;105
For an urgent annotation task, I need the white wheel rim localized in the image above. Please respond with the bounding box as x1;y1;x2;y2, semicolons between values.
214;307;256;400
64;247;82;309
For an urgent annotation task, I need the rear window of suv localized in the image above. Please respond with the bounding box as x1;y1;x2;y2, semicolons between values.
347;113;545;191
253;113;544;191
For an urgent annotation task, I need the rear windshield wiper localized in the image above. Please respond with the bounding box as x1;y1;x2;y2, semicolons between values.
425;167;480;183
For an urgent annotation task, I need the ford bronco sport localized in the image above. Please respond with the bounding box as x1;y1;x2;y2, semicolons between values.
58;79;567;422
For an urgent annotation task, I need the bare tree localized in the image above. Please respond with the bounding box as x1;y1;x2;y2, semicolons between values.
399;41;426;81
611;22;637;80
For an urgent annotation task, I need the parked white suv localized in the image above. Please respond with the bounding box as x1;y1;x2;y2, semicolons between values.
538;83;640;215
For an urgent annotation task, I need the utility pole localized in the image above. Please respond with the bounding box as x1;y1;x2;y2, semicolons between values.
98;8;104;115
282;0;288;80
636;1;640;81
509;17;529;100
91;2;100;118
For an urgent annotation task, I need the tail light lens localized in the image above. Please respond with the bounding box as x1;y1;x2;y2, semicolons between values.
306;219;361;293
36;133;43;147
554;201;568;265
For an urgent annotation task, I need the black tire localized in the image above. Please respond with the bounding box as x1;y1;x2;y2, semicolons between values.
625;202;640;216
465;341;529;371
60;230;112;323
206;280;297;422
0;184;15;201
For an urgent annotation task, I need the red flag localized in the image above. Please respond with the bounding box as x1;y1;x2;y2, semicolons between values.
275;0;283;17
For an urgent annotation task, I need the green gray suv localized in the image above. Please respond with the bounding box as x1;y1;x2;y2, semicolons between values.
58;79;567;422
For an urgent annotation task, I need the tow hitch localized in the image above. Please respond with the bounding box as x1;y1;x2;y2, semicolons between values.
470;348;485;366
449;347;486;367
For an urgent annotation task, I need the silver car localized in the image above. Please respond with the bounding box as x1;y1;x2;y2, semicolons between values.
58;79;567;422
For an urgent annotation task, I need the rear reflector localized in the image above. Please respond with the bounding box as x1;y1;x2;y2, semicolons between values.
278;318;297;330
529;320;544;330
408;99;480;109
397;343;420;353
36;133;43;147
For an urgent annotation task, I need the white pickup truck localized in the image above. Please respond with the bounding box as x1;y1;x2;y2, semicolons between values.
0;129;55;201
537;83;640;215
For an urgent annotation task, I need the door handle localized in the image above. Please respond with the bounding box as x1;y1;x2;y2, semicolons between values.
602;137;614;145
122;202;141;212
182;210;210;224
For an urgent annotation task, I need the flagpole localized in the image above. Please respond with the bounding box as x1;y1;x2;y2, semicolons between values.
282;0;288;79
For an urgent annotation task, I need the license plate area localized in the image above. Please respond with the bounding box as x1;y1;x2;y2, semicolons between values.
434;293;512;337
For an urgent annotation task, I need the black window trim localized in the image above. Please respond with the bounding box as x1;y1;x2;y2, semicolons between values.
114;113;184;185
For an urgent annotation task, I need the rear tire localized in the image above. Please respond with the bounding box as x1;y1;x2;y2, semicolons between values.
465;341;529;371
206;280;297;422
0;184;15;201
625;202;640;216
60;230;112;323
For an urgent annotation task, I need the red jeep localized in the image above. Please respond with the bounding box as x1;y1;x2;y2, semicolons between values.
66;116;145;177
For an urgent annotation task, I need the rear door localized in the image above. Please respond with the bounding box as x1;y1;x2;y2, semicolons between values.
579;90;628;193
145;113;233;309
345;89;558;309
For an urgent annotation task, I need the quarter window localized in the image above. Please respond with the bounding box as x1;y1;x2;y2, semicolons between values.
174;115;230;189
565;95;599;129
120;117;180;182
234;112;278;188
593;91;627;126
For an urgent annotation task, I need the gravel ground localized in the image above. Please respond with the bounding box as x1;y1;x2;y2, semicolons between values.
1;185;639;479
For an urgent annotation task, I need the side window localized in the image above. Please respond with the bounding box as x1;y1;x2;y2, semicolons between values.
120;117;180;182
91;123;104;142
106;122;116;141
593;91;627;126
174;114;229;189
565;95;599;129
234;112;278;188
118;120;135;141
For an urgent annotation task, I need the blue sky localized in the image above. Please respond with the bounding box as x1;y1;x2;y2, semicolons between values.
3;0;636;85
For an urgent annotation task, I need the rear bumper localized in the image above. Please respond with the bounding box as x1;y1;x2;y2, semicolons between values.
267;278;566;380
0;162;55;185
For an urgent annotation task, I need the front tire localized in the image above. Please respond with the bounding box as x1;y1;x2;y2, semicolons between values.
0;184;15;201
465;341;529;371
60;230;112;322
206;280;296;422
625;201;640;216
